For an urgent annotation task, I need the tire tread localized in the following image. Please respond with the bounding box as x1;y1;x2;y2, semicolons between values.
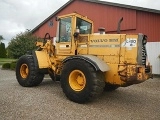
61;59;105;103
16;55;44;87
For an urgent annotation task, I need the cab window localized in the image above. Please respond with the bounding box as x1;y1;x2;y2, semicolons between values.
76;18;92;34
59;17;72;42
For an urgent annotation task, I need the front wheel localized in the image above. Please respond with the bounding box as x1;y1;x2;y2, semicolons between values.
16;55;44;87
60;59;105;103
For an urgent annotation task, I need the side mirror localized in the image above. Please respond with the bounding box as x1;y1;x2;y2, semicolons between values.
73;32;79;38
73;27;80;38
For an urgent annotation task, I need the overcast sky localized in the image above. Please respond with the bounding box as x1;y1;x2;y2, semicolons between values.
0;0;160;47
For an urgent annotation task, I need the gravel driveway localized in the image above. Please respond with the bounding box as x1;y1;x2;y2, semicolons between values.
0;69;160;120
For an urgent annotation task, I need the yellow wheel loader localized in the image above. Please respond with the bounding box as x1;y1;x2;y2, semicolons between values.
16;13;153;103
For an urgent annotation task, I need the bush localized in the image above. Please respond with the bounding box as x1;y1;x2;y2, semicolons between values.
1;61;17;70
2;63;10;69
10;61;17;70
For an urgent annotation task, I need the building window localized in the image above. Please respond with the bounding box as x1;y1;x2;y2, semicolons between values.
48;20;53;27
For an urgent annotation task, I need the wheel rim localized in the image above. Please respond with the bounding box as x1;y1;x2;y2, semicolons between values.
69;70;86;91
20;64;29;79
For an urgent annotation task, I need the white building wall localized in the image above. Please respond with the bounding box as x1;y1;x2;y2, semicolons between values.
146;42;160;74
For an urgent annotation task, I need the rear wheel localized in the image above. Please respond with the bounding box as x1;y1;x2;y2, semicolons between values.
61;59;105;103
16;55;44;87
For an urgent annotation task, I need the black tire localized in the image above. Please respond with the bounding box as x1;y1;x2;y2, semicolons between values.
61;59;105;103
16;55;44;87
104;83;119;91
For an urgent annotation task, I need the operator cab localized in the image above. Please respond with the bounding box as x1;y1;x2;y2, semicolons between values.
56;13;93;55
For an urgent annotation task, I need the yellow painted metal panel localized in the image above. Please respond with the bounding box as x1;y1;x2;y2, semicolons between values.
124;35;139;64
35;51;50;68
104;64;125;85
89;34;121;56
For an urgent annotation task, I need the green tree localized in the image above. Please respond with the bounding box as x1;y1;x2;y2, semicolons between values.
0;42;7;58
0;35;6;58
7;30;41;59
0;35;4;41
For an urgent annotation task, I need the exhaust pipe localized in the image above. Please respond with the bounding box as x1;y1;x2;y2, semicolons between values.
117;17;123;34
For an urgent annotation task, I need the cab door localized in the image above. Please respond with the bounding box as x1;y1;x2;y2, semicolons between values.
56;17;75;55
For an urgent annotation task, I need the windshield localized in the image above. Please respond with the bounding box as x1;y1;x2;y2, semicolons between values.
76;17;92;34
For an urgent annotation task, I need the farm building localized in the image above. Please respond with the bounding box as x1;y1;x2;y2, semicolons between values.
32;0;160;74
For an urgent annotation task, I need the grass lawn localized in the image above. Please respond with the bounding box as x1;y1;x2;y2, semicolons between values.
0;58;17;65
